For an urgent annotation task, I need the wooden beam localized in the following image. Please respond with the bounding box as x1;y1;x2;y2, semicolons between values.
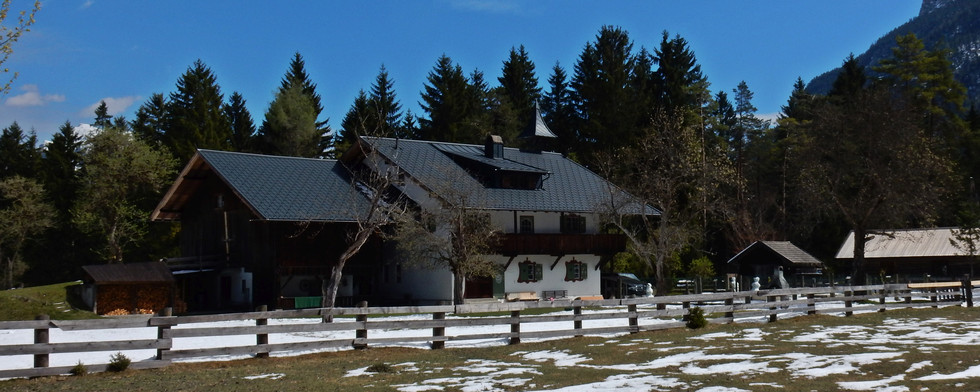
550;255;563;271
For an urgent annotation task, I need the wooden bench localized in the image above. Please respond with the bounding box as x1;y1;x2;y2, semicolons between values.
576;295;604;301
505;291;539;301
542;290;568;299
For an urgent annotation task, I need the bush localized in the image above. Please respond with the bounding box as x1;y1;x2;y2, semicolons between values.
685;307;707;329
69;361;87;376
106;352;130;372
366;363;393;373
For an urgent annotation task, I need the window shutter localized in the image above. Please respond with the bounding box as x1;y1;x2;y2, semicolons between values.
519;263;529;283
564;263;574;281
535;263;543;281
581;263;588;280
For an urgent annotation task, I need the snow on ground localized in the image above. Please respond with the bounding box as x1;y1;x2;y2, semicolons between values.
4;300;980;390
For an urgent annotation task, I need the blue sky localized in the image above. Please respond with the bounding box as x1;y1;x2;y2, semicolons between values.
0;0;922;142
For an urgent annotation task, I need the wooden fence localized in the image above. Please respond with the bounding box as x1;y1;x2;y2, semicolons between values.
0;281;975;380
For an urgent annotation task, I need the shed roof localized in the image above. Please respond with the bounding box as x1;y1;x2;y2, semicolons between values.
727;241;823;267
152;150;372;222
835;228;968;259
82;262;174;284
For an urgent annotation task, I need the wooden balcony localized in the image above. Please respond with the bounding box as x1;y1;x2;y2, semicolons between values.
496;233;627;256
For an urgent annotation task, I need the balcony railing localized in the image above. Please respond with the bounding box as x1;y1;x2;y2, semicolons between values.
496;233;627;256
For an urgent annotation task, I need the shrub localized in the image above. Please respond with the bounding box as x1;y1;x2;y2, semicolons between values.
685;307;707;329
366;363;393;373
106;352;130;372
69;361;87;376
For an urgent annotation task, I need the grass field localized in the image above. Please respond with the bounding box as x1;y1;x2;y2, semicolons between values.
0;282;97;321
3;306;980;391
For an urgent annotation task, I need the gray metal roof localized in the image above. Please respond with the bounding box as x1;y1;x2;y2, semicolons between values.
198;150;372;222
519;103;558;139
364;137;651;214
728;241;823;266
83;262;174;284
433;143;549;174
835;228;968;259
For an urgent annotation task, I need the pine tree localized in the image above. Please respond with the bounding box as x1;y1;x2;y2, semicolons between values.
541;62;576;154
654;31;709;122
828;54;866;98
0;122;38;179
259;84;320;157
498;45;540;126
131;93;168;147
278;52;331;157
874;33;966;128
41;121;82;219
419;54;477;143
337;90;370;154
224;92;256;152
366;65;402;137
397;109;419;140
165;59;231;162
570;25;638;166
93;101;112;129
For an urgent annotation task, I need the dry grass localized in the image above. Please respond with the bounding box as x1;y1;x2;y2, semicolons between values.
4;306;980;391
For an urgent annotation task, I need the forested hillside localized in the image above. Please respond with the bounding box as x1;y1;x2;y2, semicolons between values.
807;0;980;107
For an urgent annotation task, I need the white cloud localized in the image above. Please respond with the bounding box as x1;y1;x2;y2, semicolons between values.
449;0;521;13
79;96;139;117
80;0;94;9
4;84;66;107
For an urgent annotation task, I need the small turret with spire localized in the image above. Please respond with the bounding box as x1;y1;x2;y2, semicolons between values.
519;102;557;153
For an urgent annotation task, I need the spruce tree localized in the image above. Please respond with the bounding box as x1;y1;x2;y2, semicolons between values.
570;25;638;166
0;122;38;179
419;54;476;143
654;31;709;123
277;52;331;157
131;93;168;147
366;65;402;137
498;45;540;126
165;59;231;162
93;101;112;129
337;90;370;154
224;92;256;152
828;54;867;98
259;84;319;157
541;62;576;154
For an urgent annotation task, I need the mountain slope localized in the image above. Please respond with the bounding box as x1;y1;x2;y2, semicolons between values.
807;0;980;107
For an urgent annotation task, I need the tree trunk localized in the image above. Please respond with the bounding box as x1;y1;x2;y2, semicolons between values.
654;256;670;296
320;264;343;323
453;270;465;305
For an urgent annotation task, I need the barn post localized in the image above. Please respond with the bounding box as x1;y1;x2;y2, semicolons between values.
255;305;269;358
33;314;49;369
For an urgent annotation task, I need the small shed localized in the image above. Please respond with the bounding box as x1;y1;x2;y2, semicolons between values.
727;241;824;289
81;262;175;315
835;228;976;279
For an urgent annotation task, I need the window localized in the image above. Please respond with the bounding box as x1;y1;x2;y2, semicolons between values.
519;215;535;234
564;259;588;282
560;214;586;234
518;259;543;283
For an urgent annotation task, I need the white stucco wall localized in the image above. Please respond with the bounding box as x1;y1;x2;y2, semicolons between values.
490;210;599;234
375;263;455;305
492;254;601;298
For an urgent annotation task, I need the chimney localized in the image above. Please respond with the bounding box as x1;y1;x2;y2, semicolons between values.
484;134;504;159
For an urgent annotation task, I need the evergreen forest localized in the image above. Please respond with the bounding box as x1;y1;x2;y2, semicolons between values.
2;25;979;289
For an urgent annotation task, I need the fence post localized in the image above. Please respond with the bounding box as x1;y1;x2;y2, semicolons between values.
431;312;446;349
880;288;887;313
156;307;172;360
34;314;49;370
845;290;853;317
724;295;734;321
509;310;521;345
256;305;269;358
964;279;974;308
767;295;777;323
573;305;583;337
930;287;939;308
354;313;369;349
628;304;638;333
807;293;816;315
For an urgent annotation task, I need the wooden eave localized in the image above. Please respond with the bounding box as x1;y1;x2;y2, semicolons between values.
151;151;263;221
